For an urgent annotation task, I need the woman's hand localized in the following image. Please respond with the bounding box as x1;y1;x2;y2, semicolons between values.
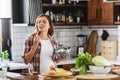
34;34;41;45
55;55;66;63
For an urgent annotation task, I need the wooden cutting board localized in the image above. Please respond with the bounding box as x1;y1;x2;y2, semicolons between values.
76;74;119;80
86;30;98;57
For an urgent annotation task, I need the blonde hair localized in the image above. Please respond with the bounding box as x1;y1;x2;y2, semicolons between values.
31;14;54;36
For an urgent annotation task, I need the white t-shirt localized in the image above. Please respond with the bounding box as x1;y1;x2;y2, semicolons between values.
40;39;55;73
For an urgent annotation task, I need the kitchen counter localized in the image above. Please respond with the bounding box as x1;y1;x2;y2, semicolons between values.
0;61;28;70
0;58;76;71
7;62;28;70
110;60;120;65
0;58;119;71
57;57;76;65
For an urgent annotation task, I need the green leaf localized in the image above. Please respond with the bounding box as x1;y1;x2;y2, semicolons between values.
74;52;93;72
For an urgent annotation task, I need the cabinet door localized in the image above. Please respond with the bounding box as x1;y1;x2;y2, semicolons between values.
88;0;100;25
88;0;114;25
100;2;113;24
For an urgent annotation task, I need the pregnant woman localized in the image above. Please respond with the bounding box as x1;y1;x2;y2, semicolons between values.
23;14;65;74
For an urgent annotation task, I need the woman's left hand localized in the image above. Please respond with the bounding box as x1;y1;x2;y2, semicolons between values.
55;55;66;63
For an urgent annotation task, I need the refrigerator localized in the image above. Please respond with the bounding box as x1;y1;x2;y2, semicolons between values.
0;0;12;60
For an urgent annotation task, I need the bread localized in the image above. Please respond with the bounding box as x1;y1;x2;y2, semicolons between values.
111;66;120;74
50;65;56;71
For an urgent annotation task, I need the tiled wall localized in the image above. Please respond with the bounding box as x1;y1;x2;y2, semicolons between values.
117;26;120;60
12;24;118;62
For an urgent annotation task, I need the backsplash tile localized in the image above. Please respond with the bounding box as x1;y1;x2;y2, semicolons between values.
12;25;119;62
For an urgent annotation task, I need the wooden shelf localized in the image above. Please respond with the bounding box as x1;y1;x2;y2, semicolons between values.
42;3;50;6
114;2;120;5
42;3;86;7
53;22;87;26
114;21;120;24
66;22;87;25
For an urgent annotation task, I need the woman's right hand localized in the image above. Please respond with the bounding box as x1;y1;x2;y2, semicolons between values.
34;34;41;45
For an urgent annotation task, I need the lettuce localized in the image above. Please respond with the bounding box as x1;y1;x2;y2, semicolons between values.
92;56;111;66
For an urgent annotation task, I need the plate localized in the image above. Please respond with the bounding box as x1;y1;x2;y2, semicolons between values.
41;71;72;78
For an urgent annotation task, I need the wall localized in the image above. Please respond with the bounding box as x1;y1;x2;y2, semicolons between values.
12;24;118;62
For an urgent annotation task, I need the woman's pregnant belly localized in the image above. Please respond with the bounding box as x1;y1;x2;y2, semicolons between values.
40;55;55;73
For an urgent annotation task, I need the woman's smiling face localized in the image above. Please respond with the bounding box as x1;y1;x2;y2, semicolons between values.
37;16;50;32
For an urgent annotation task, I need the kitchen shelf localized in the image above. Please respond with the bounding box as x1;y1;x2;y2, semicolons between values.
66;22;88;25
115;2;120;5
42;3;86;7
53;22;88;26
114;21;120;24
42;0;87;26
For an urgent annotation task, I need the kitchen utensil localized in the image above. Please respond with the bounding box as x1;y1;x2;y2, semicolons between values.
101;30;109;40
86;30;98;57
77;34;87;54
37;26;41;35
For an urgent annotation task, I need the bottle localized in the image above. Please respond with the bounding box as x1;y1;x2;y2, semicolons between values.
52;0;56;4
61;11;65;22
68;0;71;4
62;0;65;4
2;63;7;78
68;12;73;22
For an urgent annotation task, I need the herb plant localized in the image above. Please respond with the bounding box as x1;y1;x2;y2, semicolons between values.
0;50;9;60
74;52;93;74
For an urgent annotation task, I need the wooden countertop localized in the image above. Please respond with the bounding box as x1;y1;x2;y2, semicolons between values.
76;74;120;80
7;73;76;80
6;72;120;80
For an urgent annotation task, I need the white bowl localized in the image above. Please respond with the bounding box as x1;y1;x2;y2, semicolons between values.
70;68;80;75
89;65;112;76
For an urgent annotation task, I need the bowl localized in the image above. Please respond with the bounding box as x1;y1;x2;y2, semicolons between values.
55;47;71;59
89;65;112;76
70;68;80;76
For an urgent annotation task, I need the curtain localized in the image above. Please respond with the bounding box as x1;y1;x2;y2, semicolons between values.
29;0;43;24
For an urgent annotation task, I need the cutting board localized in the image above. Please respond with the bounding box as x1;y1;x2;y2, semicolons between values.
86;30;98;57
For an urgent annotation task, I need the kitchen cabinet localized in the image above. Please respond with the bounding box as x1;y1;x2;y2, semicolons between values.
12;0;42;25
12;0;24;23
42;0;88;26
88;0;114;25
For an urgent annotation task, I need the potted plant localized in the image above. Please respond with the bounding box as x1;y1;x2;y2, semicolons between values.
75;10;84;22
0;50;9;61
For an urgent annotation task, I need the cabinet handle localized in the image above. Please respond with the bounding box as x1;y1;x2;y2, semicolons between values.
96;8;98;18
99;8;102;18
7;38;12;47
